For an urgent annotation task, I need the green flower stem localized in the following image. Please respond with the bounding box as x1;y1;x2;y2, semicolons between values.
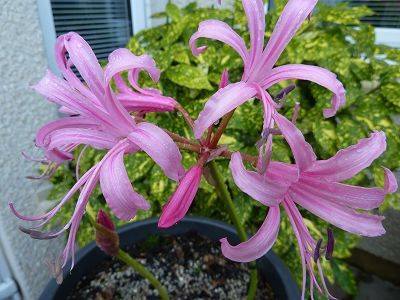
85;205;170;300
117;250;170;300
207;161;258;300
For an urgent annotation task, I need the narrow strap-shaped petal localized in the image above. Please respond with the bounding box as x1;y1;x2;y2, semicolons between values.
116;91;176;113
262;64;346;118
36;117;98;148
105;48;160;84
55;33;104;102
229;152;288;206
33;70;105;117
193;82;258;139
189;20;248;65
251;0;318;80
158;165;202;228
104;48;161;129
63;32;105;100
220;206;280;262
48;128;118;150
273;113;316;171
306;131;386;182
383;167;398;194
128;122;184;181
242;0;265;80
289;187;385;236
299;176;389;210
100;150;150;221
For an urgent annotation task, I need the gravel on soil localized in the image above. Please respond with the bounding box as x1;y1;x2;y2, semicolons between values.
67;232;275;300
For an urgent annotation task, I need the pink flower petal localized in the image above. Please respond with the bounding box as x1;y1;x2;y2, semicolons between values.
158;165;202;228
220;206;280;262
116;90;176;113
189;20;248;65
289;187;385;237
229;152;288;206
273;113;316;171
36;117;98;148
299;176;389;210
105;48;160;128
33;70;104;117
55;33;104;102
252;0;318;80
48;128;118;150
242;0;265;80
306;131;386;182
63;32;105;100
128;122;184;181
383;167;398;194
193;82;258;139
262;64;346;118
105;48;160;84
100;150;150;221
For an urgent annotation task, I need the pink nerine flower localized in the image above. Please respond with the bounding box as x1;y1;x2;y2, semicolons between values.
158;165;203;228
190;0;346;139
10;32;184;269
221;113;397;299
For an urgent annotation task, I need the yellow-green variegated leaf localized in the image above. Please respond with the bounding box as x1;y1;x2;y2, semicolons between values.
166;65;213;90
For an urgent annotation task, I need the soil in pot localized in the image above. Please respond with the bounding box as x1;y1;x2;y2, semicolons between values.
67;232;274;300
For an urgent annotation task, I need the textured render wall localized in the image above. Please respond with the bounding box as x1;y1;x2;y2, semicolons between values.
0;0;61;299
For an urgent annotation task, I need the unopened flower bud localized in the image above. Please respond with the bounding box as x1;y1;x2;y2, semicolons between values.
95;210;119;256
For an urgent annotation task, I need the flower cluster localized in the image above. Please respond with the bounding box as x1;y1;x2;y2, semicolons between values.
11;0;397;298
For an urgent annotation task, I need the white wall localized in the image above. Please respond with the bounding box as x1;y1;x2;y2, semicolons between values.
0;0;61;298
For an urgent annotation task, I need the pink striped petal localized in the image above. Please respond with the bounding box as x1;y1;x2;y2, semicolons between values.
252;0;317;80
267;161;299;185
128;122;184;181
55;33;104;102
220;206;280;262
48;128;118;150
229;152;288;206
289;187;385;237
105;48;160;84
45;148;73;164
262;64;346;118
158;165;202;228
63;32;104;100
273;113;316;171
193;82;258;139
383;167;398;194
306;131;386;182
105;48;160;128
100;150;150;221
36;117;98;148
189;20;248;65
299;176;390;210
242;0;265;80
33;70;102;116
116;91;176;113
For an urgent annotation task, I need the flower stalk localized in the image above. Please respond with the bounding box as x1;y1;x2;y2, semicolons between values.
86;207;169;300
207;161;258;300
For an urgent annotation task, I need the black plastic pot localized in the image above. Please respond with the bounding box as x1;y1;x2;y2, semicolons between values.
39;216;300;299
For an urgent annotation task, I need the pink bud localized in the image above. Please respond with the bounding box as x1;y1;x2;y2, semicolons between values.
95;210;119;256
97;209;115;231
158;165;202;228
219;69;229;89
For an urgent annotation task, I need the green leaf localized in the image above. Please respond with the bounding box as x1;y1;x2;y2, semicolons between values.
165;3;181;22
165;64;213;90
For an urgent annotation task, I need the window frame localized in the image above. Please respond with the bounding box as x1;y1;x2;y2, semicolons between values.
36;0;149;73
